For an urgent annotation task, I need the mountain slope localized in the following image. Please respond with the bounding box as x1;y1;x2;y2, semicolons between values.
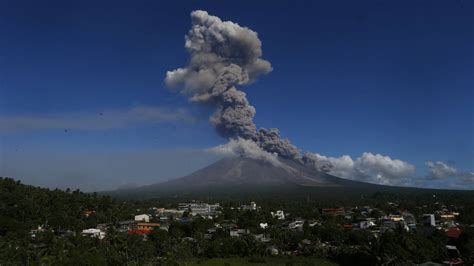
117;156;384;197
161;156;339;187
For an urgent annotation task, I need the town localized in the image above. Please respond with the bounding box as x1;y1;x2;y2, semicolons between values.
29;197;472;265
1;177;474;265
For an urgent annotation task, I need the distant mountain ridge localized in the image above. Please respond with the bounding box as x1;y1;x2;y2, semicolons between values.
114;156;383;196
162;156;339;187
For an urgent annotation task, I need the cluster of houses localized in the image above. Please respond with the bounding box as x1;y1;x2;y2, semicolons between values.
29;199;470;264
80;201;222;238
73;201;262;240
317;205;466;265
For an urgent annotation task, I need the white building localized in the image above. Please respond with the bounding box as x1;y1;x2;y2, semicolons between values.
82;228;106;239
230;229;249;237
134;214;150;222
242;201;257;211
288;220;305;230
250;202;257;210
178;202;220;216
259;223;269;229
271;210;285;220
359;220;376;229
30;226;46;238
308;220;321;227
423;214;436;227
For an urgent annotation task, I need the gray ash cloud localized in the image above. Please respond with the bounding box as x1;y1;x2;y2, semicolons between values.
256;128;300;160
165;10;326;167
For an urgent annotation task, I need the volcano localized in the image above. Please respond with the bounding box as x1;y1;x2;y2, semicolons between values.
162;157;341;188
114;156;382;197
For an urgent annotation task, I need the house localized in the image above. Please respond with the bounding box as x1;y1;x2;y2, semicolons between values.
380;220;408;233
417;262;443;266
82;228;106;239
137;222;160;231
388;214;404;222
241;202;257;211
222;223;238;230
445;228;462;239
422;214;436;227
134;214;150;222
57;229;75;237
288;220;305;230
96;223;111;231
308;220;321;227
444;245;463;265
402;212;416;231
440;212;459;221
159;216;169;222
266;246;279;256
230;229;249;237
82;210;95;217
117;220;137;232
161;209;185;218
30;226;46;238
152;207;165;215
321;208;345;216
127;229;152;235
182;237;197;242
259;222;268;229
361;206;372;215
178;202;220;216
342;224;353;229
271;210;285;220
254;234;271;243
127;223;160;235
359;220;376;229
159;224;169;231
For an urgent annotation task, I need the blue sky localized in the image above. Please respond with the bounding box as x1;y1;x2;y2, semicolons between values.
0;0;473;190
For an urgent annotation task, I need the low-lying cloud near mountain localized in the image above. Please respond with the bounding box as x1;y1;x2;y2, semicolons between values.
305;152;416;186
426;161;458;179
0;105;193;132
426;161;474;184
167;10;473;189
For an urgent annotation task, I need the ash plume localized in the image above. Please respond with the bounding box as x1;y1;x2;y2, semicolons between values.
302;152;334;173
165;10;306;162
257;128;300;160
165;10;270;140
208;138;281;167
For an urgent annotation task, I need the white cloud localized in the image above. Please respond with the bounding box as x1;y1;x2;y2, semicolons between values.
461;173;474;184
208;138;281;166
0;105;194;132
425;161;474;185
315;152;416;186
426;161;458;179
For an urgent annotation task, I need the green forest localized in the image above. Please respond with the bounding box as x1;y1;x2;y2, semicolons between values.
1;177;474;265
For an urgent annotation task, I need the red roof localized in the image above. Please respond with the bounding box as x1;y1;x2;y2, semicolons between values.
446;228;462;239
444;258;463;265
322;208;344;212
322;208;345;214
128;229;152;235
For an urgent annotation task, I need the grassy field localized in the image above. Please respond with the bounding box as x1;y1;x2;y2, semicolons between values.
177;257;339;266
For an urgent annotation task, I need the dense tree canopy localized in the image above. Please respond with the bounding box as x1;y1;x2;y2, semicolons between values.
1;177;473;265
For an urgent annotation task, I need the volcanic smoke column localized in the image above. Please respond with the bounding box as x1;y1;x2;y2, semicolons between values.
165;10;270;138
166;10;324;166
